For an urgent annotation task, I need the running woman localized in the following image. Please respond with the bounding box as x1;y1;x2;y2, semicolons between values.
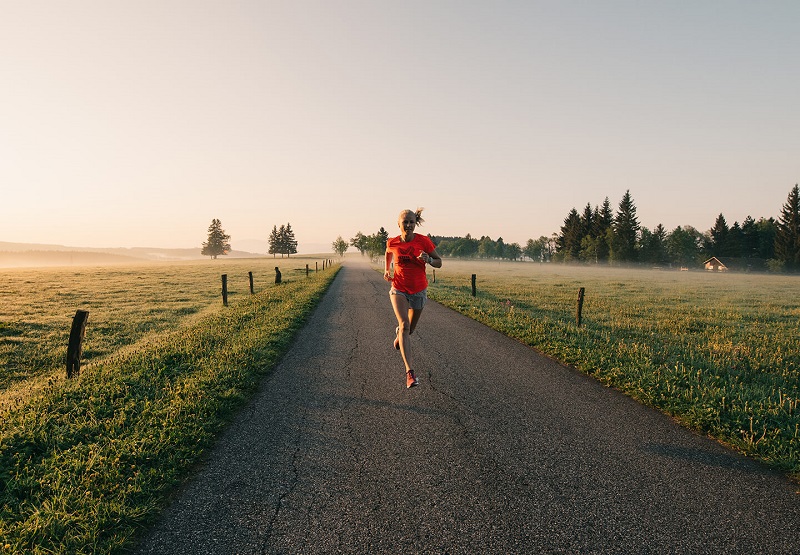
384;208;442;388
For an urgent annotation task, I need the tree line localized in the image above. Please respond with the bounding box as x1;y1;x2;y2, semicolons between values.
201;220;298;259
547;185;799;271
204;184;800;272
344;184;800;272
347;229;390;260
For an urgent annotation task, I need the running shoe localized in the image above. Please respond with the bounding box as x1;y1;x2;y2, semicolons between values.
406;369;418;388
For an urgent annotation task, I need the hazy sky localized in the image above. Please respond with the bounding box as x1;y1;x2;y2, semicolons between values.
2;1;798;251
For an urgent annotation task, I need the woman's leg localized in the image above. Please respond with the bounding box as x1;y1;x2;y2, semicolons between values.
393;306;424;349
390;293;413;372
408;307;424;335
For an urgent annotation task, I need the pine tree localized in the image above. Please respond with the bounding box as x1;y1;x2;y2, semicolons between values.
639;224;668;265
268;225;280;257
774;184;800;271
580;203;594;243
593;197;613;262
277;225;287;257
201;218;231;260
609;190;640;263
756;217;777;260
741;216;759;258
282;223;298;257
709;214;729;256
557;208;582;261
728;221;743;258
377;227;389;252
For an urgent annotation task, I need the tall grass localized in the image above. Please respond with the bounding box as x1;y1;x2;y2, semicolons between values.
426;260;800;478
0;259;338;554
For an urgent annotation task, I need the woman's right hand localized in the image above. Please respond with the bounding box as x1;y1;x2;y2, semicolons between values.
383;271;392;282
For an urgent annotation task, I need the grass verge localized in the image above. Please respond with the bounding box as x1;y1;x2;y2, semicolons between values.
0;266;338;554
426;261;799;481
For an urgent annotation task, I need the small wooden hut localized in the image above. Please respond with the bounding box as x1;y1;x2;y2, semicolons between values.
704;257;728;272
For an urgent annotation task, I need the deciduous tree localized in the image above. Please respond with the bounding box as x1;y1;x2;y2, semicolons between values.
523;238;544;262
666;225;702;267
350;232;368;255
332;236;349;257
506;242;522;261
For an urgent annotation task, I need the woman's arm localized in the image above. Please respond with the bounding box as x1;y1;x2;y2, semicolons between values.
384;250;393;281
426;248;442;269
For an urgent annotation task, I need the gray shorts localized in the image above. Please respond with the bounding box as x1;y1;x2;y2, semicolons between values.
390;288;428;310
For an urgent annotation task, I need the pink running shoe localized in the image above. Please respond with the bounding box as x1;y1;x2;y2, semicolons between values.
406;369;419;388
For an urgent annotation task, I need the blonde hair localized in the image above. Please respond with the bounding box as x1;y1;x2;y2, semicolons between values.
399;207;425;226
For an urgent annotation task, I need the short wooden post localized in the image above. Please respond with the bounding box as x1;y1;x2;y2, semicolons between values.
221;274;228;306
248;271;254;294
576;287;585;326
433;269;436;283
275;266;282;284
471;274;476;297
315;262;318;273
66;310;89;378
306;264;309;277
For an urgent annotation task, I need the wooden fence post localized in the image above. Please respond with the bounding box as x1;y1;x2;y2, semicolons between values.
248;271;254;295
306;264;309;277
433;269;435;283
471;274;477;297
576;287;585;326
66;310;89;378
275;267;282;284
315;262;318;273
221;274;228;306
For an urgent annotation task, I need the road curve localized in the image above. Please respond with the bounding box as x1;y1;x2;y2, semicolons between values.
134;259;799;554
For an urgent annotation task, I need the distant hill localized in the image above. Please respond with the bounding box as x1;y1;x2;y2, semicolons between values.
0;241;264;268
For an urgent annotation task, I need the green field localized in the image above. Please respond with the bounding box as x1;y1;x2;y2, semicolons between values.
0;257;338;554
2;255;799;553
0;258;328;391
423;259;800;480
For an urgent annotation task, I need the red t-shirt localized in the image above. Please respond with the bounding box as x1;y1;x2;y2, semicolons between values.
387;234;436;294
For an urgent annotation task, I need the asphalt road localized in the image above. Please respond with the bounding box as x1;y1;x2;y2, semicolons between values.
134;259;799;554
